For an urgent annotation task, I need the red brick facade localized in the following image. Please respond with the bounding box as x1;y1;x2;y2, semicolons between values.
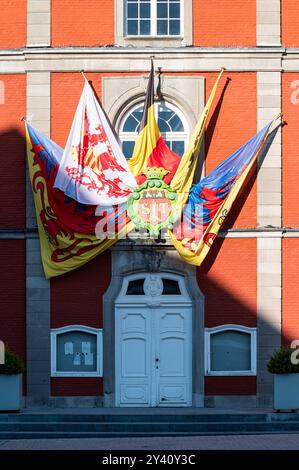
0;1;296;407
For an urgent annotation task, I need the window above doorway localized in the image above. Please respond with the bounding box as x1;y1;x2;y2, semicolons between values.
119;101;189;159
126;277;182;295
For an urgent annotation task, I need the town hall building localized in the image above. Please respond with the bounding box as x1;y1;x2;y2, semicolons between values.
0;0;299;410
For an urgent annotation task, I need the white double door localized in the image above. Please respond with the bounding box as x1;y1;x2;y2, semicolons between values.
115;305;192;407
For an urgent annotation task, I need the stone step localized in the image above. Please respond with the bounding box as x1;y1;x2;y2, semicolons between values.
2;429;299;440
2;419;299;438
1;413;298;423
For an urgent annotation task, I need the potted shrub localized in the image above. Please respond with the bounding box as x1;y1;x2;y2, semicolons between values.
0;348;25;411
267;347;299;411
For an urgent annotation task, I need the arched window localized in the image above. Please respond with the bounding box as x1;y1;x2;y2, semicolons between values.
205;325;257;376
118;101;189;159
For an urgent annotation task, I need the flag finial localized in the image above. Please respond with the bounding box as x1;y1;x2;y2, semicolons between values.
80;70;88;82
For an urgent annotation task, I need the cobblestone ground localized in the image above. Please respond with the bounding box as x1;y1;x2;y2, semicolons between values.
0;434;299;450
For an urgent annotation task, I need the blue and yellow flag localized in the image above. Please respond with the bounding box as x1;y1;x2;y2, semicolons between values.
169;121;274;266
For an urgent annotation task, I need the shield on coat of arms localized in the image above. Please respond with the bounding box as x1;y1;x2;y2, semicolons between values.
127;167;178;237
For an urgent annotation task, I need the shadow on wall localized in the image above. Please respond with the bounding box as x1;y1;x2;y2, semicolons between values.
199;125;282;271
0;127;26;229
0;117;288;405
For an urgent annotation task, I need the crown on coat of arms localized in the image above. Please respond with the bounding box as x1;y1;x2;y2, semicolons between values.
143;167;169;180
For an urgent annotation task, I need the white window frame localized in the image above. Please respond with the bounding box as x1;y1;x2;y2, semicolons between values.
124;0;184;38
51;325;103;378
205;324;257;377
118;101;189;158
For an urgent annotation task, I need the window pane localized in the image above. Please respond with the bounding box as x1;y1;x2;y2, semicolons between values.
126;279;145;295
162;279;181;295
140;2;150;18
127;19;138;35
123;114;140;132
127;2;138;18
169;2;180;18
169;19;180;35
122;141;135;158
210;330;251;372
56;331;97;373
171;141;185;156
158;117;171;132
157;19;168;35
157;2;168;18
132;108;143;121
140;19;150;35
169;114;184;131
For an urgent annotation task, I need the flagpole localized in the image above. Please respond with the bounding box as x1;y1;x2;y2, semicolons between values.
80;70;88;82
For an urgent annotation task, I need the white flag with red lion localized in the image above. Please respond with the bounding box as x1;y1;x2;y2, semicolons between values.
54;79;137;206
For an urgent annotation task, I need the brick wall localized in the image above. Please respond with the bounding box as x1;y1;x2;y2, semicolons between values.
51;377;103;397
204;72;257;228
0;240;26;389
205;377;256;395
198;238;257;328
282;0;299;47
0;74;26;229
51;0;114;47
164;71;257;227
193;0;256;47
282;239;299;345
198;238;257;396
51;72;103;146
282;72;299;226
51;252;111;396
0;0;27;48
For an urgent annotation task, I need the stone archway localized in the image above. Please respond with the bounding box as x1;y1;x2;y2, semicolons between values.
103;244;204;407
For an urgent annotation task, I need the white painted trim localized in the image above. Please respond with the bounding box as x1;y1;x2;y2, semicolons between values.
205;324;257;376
51;325;103;377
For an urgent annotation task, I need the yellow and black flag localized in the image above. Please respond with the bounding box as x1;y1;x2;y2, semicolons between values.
128;59;180;184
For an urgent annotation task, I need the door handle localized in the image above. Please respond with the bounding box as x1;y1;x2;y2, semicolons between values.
155;358;159;362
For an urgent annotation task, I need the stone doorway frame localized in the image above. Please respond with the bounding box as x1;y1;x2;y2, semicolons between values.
103;244;205;407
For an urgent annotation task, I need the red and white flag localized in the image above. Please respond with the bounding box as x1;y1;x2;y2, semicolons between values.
54;79;137;206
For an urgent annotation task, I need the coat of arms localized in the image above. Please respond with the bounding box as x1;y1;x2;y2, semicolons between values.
127;167;178;237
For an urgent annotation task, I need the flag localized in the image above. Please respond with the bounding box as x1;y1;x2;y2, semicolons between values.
26;121;134;278
128;59;181;185
169;121;274;266
170;69;224;206
54;78;137;206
